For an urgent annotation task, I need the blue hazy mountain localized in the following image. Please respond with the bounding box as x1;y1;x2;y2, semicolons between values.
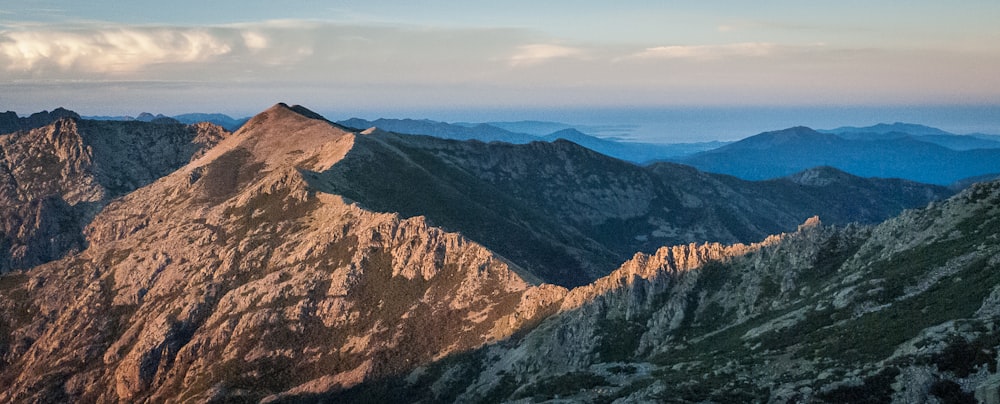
338;117;540;144
172;113;248;131
821;122;953;136
543;128;727;162
819;122;1000;151
675;126;1000;185
338;118;727;163
457;120;576;136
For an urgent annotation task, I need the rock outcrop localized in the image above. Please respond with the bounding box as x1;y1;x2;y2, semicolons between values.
0;117;229;273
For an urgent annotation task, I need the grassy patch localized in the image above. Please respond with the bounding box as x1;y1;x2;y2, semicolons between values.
595;318;645;362
926;332;1000;377
478;373;519;404
651;365;768;403
513;371;607;401
929;379;976;404
811;256;997;363
815;367;900;403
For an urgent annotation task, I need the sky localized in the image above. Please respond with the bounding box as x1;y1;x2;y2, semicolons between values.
2;1;999;140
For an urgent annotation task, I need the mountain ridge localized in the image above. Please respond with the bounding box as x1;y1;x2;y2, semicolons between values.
0;103;989;403
328;180;1000;403
312;121;949;287
338;117;728;163
0;107;81;134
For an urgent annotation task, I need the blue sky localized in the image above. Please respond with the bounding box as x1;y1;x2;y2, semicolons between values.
2;1;999;126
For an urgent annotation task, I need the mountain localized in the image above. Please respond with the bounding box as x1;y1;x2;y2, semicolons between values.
338;117;539;144
820;122;1000;151
0;104;972;402
314;126;948;287
84;113;249;131
0;117;229;273
0;104;565;402
676;126;1000;185
327;179;1000;403
134;112;172;122
822;122;954;137
470;120;576;135
543;128;728;163
910;134;1000;151
173;113;249;131
340;118;726;163
0;108;81;134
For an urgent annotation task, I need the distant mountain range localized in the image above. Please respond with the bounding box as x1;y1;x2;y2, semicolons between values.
337;117;727;163
18;108;1000;186
674;125;1000;185
338;118;1000;185
85;112;249;131
819;122;1000;150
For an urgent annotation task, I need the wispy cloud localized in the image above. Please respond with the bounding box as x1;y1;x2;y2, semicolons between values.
509;43;585;66
630;42;778;61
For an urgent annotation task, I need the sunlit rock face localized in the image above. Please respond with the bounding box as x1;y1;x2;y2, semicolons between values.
0;114;229;273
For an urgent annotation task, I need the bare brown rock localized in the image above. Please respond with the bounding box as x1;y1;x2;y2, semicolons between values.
0;117;229;273
0;104;561;402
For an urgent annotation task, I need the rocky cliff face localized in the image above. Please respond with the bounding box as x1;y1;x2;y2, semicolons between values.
0;118;228;273
351;181;1000;403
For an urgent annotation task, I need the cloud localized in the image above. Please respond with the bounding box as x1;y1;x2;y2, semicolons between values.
631;42;777;61
509;43;585;66
0;21;530;81
241;31;269;50
0;27;234;73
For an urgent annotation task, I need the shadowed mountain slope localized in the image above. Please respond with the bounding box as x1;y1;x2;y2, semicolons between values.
311;128;950;287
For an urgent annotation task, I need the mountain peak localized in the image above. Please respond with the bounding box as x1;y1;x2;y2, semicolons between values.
716;126;839;151
786;166;856;186
239;103;332;133
190;103;355;176
262;102;324;120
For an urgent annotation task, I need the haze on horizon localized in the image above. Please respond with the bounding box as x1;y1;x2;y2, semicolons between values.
2;1;999;139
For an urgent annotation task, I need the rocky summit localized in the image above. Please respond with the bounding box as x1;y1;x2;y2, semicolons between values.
0;103;995;403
